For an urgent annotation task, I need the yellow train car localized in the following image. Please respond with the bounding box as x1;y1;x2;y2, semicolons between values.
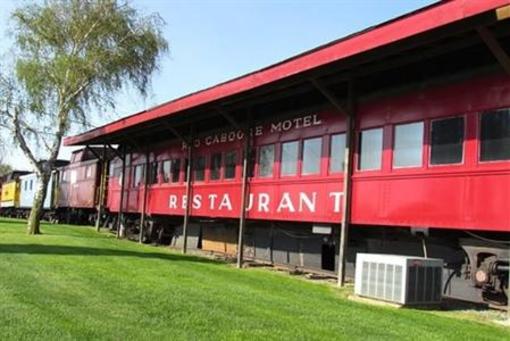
0;171;30;214
1;180;20;208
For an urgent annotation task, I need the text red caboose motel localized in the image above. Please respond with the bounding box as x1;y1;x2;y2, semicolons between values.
65;0;510;308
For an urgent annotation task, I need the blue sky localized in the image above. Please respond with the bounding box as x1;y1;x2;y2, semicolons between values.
1;0;436;168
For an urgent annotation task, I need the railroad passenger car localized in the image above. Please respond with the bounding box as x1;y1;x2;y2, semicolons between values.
65;0;510;308
18;160;69;219
0;171;31;217
56;148;104;224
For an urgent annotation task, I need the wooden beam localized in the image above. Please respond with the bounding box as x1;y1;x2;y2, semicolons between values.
216;106;242;129
85;145;102;160
95;145;107;232
477;26;510;75
139;151;150;244
338;80;356;287
309;79;349;115
236;117;251;269
107;144;123;159
182;127;194;254
164;122;190;144
117;146;127;239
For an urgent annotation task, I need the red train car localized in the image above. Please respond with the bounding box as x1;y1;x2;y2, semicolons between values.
351;75;510;233
56;148;104;224
108;111;344;222
66;0;510;307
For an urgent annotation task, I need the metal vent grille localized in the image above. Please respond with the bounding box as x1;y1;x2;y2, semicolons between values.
355;254;443;305
406;266;442;303
360;261;403;302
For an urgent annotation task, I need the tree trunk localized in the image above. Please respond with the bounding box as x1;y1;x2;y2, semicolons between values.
27;171;50;235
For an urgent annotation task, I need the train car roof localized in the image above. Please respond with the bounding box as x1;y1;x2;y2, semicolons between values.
0;171;31;182
64;0;510;147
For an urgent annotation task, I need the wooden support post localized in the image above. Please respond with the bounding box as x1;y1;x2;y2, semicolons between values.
95;145;107;232
139;151;150;243
236;128;250;268
182;131;193;254
310;77;355;286
338;81;356;287
117;146;127;239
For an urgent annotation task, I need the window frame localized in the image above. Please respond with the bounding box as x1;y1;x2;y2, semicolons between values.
478;108;510;164
223;150;237;180
161;159;172;184
392;120;425;169
209;152;223;181
148;161;159;185
328;132;346;175
357;126;384;172
428;115;466;167
280;139;300;177
257;144;276;178
84;165;93;179
70;170;78;184
193;155;206;182
132;164;144;188
301;136;323;176
61;170;68;183
172;158;183;183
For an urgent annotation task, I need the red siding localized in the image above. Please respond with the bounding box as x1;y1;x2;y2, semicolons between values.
351;75;510;232
106;74;510;232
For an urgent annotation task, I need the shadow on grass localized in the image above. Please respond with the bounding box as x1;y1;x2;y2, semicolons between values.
0;218;27;225
0;243;221;265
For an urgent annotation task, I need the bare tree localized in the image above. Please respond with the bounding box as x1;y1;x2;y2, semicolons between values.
0;0;168;234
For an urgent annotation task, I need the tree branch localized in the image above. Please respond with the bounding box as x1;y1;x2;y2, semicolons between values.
12;107;42;173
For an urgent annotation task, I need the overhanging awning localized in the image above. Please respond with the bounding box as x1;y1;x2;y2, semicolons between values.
64;0;510;146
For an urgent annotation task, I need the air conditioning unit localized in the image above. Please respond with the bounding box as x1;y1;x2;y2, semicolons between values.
354;253;443;305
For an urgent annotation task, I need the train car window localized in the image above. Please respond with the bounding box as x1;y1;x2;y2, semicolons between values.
480;109;510;161
133;165;144;187
172;159;181;183
85;165;93;179
70;170;77;184
112;167;122;186
281;141;299;176
330;133;346;173
149;162;158;184
194;156;205;181
302;137;322;175
430;117;464;165
162;160;171;183
210;153;222;180
258;144;275;177
359;128;383;170
112;167;122;178
24;181;27;191
29;180;33;190
393;121;424;168
224;151;237;179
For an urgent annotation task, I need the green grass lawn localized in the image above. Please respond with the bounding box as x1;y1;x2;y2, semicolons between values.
0;219;507;340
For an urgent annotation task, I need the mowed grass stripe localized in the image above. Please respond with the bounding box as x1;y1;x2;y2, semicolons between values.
0;219;506;340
